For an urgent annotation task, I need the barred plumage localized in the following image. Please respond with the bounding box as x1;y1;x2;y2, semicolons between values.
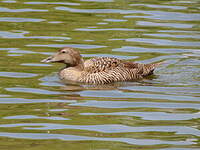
41;47;163;84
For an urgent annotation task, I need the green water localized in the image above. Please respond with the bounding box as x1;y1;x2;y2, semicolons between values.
0;0;200;150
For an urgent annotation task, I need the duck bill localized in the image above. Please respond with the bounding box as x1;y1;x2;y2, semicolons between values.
41;56;55;63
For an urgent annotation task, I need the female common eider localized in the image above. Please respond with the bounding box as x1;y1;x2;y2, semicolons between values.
41;47;163;84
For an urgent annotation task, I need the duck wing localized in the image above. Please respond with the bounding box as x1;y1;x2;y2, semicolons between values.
84;57;124;73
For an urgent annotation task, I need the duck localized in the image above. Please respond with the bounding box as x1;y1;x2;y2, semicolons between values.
41;47;163;84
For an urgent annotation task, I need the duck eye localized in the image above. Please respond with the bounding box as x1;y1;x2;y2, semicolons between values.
61;51;66;53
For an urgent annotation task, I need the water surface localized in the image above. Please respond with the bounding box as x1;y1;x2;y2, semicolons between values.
0;0;199;150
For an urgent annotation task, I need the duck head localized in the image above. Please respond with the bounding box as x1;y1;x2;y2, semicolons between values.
41;47;84;68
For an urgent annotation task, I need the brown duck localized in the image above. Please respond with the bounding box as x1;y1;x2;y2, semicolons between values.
41;47;163;84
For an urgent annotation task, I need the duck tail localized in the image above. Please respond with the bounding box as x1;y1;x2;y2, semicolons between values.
142;61;165;76
151;61;165;68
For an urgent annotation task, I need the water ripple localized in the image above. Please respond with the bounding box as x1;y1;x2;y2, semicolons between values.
80;0;113;2
124;11;199;21
21;63;52;67
0;132;192;145
130;4;187;10
69;100;200;109
144;33;200;39
6;87;64;95
81;111;200;121
76;28;145;31
0;7;48;12
126;38;200;47
0;72;37;78
4;115;69;120
27;44;106;49
24;1;80;6
78;90;199;101
0;17;45;22
2;0;16;3
0;31;70;40
137;21;193;29
55;6;141;14
104;19;127;22
0;98;75;104
113;46;193;53
0;48;36;54
0;123;199;136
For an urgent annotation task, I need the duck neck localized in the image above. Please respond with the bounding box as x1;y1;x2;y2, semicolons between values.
74;62;84;71
66;58;84;71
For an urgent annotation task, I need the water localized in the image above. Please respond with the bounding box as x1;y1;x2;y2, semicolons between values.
0;0;199;149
